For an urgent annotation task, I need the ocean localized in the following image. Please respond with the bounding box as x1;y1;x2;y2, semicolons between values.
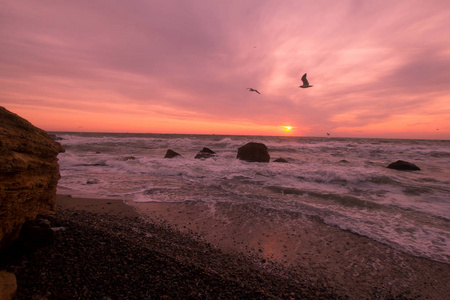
52;132;450;264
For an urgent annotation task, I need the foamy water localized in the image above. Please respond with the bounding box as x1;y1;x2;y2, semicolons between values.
54;132;450;263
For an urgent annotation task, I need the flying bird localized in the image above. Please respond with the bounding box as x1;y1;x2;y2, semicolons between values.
247;88;261;94
299;73;313;88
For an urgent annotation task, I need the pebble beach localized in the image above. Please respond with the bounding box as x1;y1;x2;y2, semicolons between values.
2;195;449;299
2;196;337;299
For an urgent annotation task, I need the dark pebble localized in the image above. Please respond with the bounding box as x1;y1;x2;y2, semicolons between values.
1;209;340;299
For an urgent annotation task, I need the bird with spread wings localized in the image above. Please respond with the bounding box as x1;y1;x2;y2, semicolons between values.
247;88;261;94
299;73;313;88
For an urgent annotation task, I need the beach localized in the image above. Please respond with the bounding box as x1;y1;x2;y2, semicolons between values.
55;133;450;266
5;195;336;299
3;194;448;299
7;133;447;299
130;197;450;299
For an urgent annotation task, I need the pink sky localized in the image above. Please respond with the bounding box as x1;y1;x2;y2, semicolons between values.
1;1;449;138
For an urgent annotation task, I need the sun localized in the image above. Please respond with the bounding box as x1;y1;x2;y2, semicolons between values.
282;126;292;132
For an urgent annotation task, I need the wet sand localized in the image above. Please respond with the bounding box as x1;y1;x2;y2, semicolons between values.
130;199;450;299
55;194;450;298
56;194;140;218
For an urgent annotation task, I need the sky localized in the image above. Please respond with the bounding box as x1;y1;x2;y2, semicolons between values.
1;0;450;139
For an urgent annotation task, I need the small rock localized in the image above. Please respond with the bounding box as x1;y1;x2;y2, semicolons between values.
387;160;420;171
86;179;100;184
122;156;136;161
194;147;216;159
164;149;181;158
273;158;288;163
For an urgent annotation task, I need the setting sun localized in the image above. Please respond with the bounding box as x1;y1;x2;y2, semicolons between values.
1;1;449;140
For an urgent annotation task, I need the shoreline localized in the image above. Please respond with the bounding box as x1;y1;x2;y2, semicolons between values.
59;194;450;298
3;194;338;299
3;194;448;298
129;198;450;299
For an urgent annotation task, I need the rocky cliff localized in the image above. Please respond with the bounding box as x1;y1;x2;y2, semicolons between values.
0;107;65;249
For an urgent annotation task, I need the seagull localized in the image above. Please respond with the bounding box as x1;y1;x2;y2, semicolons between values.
247;88;261;94
299;73;313;88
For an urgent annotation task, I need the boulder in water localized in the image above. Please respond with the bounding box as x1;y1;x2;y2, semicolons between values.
164;149;181;158
273;157;288;163
236;142;270;162
194;147;216;159
387;160;420;171
86;179;100;185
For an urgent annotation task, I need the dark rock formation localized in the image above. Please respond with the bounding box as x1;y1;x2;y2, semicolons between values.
273;158;288;163
236;142;270;163
16;217;55;252
0;107;65;249
387;160;421;171
164;149;181;158
195;147;216;159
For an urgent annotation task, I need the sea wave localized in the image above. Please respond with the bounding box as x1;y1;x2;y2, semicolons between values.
54;132;450;263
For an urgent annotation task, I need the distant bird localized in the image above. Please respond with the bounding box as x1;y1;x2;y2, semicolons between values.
247;88;261;94
326;133;330;136
299;73;313;88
